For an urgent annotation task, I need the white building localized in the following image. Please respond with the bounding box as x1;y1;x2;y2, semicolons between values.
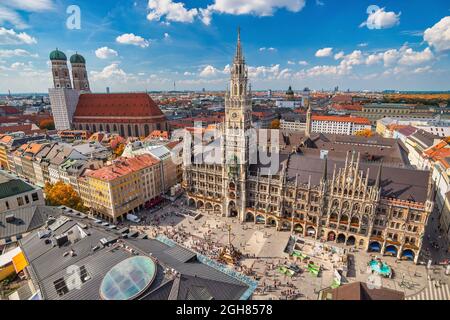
48;88;80;131
311;116;371;135
280;119;306;131
378;116;450;138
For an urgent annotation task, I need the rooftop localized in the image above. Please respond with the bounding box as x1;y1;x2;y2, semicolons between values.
19;207;252;300
0;171;36;200
73;93;166;119
87;154;160;181
312;115;371;125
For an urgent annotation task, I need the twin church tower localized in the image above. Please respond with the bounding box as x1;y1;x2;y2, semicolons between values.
48;49;90;131
49;49;90;91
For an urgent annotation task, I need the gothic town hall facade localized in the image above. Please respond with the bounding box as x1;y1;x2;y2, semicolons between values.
183;31;435;264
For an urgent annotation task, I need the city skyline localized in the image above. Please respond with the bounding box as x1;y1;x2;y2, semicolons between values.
0;0;450;93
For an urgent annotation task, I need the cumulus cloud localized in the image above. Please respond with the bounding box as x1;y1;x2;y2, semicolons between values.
95;47;118;59
360;7;400;30
398;47;434;66
424;16;450;52
116;33;150;48
0;27;37;45
298;60;308;65
334;51;345;60
90;63;128;81
146;0;306;26
199;65;220;77
147;0;198;23
315;47;333;57
0;49;38;58
210;0;306;16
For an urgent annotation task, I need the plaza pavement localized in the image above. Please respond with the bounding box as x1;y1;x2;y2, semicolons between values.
124;199;450;300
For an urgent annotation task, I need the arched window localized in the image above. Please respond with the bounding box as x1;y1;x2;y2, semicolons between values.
113;124;117;132
106;124;110;132
92;124;97;132
144;124;150;136
135;125;139;137
120;124;125;136
99;124;103;132
127;125;132;137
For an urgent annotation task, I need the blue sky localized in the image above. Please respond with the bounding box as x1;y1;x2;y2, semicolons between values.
0;0;449;93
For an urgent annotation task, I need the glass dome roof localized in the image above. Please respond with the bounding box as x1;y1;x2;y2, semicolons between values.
100;256;157;300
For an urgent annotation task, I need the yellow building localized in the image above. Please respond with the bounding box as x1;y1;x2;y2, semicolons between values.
85;154;161;222
0;135;13;170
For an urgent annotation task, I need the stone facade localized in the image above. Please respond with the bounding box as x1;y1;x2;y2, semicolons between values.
183;30;434;264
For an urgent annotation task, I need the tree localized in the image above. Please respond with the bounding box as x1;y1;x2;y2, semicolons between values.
44;181;86;212
39;119;55;130
113;143;125;157
270;119;280;129
355;129;373;137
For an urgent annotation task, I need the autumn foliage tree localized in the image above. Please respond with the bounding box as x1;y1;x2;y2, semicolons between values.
39;119;55;130
355;129;373;137
113;143;125;157
44;181;86;212
270;119;280;129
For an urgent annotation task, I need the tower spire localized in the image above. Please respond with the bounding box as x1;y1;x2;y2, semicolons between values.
235;26;243;61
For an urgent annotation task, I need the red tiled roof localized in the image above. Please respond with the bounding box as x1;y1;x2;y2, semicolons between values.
312;115;371;125
0;105;20;115
331;104;362;111
73;93;165;118
0;124;43;135
87;154;159;181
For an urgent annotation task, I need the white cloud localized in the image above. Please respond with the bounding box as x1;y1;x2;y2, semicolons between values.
424;16;450;52
398;47;434;66
0;5;28;29
164;32;170;39
146;0;306;26
95;47;118;59
298;60;308;65
358;42;369;47
10;62;25;70
287;60;296;65
259;47;277;52
413;66;432;74
360;7;400;30
0;49;37;58
0;27;37;45
315;47;333;57
90;63;128;81
199;65;220;77
365;53;383;65
147;0;198;23
0;1;55;29
334;51;345;60
210;0;306;16
4;0;54;12
116;33;150;48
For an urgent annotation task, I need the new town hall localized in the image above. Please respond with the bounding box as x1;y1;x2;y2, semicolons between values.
183;31;435;264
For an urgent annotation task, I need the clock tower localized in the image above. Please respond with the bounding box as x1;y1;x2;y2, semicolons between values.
222;28;252;221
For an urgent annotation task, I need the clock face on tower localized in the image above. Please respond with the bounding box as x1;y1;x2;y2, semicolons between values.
231;112;238;119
